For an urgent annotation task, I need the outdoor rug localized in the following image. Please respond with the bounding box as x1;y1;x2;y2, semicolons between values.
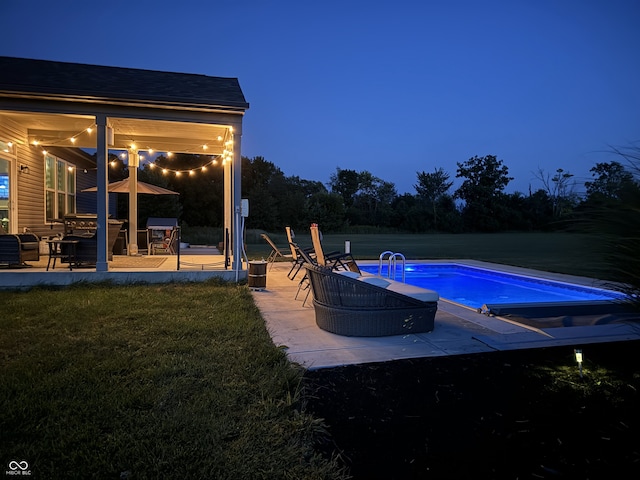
109;256;167;269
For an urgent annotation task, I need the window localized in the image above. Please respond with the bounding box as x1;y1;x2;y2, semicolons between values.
45;153;76;221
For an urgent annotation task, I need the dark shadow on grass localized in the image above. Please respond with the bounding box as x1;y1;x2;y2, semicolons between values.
303;341;640;480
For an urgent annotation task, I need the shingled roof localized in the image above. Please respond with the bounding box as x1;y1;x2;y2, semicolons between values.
0;56;249;111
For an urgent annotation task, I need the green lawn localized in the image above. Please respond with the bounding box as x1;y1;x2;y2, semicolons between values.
0;281;347;480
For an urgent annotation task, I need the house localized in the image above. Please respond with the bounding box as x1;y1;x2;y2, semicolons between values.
0;56;249;272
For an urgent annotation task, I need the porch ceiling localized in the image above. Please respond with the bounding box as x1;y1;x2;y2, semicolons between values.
0;110;231;155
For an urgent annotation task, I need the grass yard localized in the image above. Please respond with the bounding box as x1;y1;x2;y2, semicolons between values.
0;281;347;480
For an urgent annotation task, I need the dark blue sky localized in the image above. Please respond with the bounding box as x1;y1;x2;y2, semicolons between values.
4;0;639;195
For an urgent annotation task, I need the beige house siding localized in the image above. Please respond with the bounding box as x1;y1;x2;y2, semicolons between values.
0;117;47;234
0;117;109;238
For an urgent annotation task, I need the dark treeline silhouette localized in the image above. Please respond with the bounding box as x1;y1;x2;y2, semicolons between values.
117;150;640;237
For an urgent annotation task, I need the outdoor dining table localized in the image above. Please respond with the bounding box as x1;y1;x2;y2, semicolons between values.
46;239;80;271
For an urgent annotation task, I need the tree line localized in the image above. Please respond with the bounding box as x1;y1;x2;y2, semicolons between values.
105;149;640;235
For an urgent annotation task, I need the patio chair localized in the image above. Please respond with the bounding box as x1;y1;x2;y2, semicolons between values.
310;224;360;273
0;233;40;267
285;226;314;280
290;243;318;306
150;227;178;255
260;233;292;269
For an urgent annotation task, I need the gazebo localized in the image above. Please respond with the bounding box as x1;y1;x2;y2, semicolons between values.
0;56;249;272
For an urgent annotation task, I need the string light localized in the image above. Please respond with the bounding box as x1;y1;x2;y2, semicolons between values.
31;124;95;147
29;124;235;178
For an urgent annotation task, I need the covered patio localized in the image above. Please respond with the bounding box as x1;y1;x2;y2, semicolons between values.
0;56;249;279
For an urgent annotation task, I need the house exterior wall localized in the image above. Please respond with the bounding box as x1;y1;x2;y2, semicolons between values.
0;117;45;234
0;116;115;238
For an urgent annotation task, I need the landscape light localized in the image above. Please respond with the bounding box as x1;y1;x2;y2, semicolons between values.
575;348;583;378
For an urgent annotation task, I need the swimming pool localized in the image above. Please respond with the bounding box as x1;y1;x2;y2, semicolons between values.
359;263;625;310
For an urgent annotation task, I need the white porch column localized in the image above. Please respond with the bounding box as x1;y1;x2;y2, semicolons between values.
128;151;139;255
231;130;242;270
95;115;109;271
224;155;232;262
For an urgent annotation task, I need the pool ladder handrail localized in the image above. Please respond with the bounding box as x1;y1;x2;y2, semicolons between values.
378;251;406;282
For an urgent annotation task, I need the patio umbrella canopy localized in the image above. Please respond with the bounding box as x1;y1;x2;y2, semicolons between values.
82;179;179;195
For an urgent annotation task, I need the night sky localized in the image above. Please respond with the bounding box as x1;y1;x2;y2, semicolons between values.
4;0;639;195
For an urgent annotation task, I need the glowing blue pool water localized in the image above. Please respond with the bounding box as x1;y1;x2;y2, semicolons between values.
359;263;624;310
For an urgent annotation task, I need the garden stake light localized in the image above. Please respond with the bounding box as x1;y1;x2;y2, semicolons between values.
574;348;583;378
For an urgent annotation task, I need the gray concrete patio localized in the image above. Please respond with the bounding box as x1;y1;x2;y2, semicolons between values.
251;261;640;370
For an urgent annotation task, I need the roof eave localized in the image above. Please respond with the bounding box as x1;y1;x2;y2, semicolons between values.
0;90;249;114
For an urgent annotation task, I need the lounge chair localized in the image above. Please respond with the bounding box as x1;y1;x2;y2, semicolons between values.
309;224;360;273
260;233;291;269
289;243;318;305
285;226;314;280
305;264;438;336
